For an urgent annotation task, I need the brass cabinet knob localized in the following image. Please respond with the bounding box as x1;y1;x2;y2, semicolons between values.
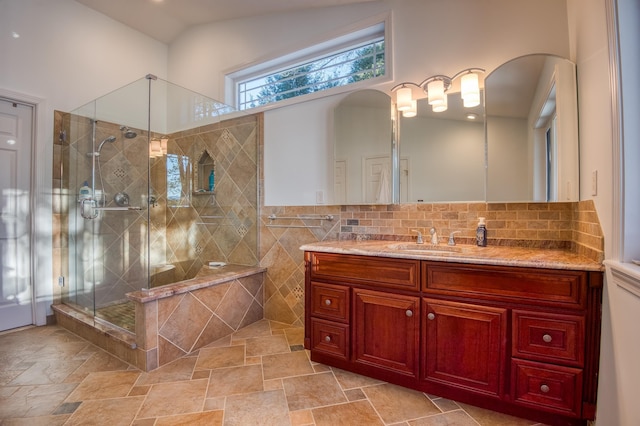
324;335;331;343
540;384;550;393
324;299;332;306
427;313;435;320
543;334;552;343
406;310;413;317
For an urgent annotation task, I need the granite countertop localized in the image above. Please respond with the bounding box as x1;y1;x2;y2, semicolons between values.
300;240;604;272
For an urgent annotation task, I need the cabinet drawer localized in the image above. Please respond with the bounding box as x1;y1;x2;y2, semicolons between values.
511;359;583;417
513;310;585;367
309;252;419;291
311;282;349;322
310;318;349;361
424;263;586;309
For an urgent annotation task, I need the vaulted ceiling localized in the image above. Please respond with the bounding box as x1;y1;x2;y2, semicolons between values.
74;0;380;44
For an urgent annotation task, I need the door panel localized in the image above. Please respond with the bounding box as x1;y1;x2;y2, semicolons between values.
0;99;34;331
353;288;419;377
423;298;507;397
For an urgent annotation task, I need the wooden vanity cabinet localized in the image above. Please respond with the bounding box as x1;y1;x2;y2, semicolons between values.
305;251;420;384
353;288;420;379
422;298;507;398
304;251;602;426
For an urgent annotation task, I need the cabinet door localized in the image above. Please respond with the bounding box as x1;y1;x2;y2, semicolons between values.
353;289;419;378
423;298;507;397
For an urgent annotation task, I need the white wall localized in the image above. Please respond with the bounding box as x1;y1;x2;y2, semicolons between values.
0;0;168;322
168;0;571;205
402;116;485;202
486;117;529;201
567;0;640;424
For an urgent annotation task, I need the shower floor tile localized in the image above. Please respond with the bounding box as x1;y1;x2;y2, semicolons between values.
95;301;135;333
0;321;548;425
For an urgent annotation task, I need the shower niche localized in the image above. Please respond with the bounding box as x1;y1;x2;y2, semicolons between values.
194;149;215;194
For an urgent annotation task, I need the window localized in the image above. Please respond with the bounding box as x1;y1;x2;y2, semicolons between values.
228;22;387;111
166;154;191;207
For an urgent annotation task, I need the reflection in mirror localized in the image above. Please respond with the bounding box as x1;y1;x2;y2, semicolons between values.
485;54;579;202
398;91;485;202
334;90;392;204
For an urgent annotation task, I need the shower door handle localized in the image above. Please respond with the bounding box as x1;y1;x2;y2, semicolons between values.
80;198;98;219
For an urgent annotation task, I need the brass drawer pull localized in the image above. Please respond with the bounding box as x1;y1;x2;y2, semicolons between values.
542;334;553;343
406;310;413;317
540;384;550;393
324;335;331;343
325;299;332;306
427;312;435;320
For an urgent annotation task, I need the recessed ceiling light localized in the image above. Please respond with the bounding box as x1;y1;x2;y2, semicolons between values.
6;139;16;145
11;31;20;39
466;113;478;120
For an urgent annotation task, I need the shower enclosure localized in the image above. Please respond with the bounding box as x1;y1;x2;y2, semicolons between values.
61;75;258;332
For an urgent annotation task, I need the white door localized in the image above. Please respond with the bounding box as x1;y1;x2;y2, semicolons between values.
0;98;34;331
363;155;390;203
334;159;347;204
400;158;409;203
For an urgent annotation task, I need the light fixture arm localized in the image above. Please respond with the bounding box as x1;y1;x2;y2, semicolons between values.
450;67;486;81
390;82;422;92
418;75;452;92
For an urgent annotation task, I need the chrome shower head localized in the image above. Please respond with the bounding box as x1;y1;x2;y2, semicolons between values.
87;135;116;157
120;126;137;139
97;135;116;151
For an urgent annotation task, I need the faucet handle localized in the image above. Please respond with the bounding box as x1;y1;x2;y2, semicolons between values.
411;229;424;244
448;231;461;246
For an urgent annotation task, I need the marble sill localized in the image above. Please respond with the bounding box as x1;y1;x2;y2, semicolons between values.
126;264;267;304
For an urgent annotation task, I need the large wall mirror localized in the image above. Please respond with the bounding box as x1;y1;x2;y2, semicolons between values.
398;90;485;202
332;54;579;205
333;89;392;204
485;54;579;202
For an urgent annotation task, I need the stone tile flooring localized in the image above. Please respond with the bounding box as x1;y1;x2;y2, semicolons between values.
0;320;546;425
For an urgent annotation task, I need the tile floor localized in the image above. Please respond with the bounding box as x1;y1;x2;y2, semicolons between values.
0;320;546;425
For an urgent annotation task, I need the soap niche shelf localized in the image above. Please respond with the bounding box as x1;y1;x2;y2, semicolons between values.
193;149;215;195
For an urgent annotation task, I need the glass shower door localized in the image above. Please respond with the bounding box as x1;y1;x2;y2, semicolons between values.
65;77;152;331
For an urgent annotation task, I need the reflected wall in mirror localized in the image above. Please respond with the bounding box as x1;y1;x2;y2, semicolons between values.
485;54;579;202
398;91;485;203
334;89;392;204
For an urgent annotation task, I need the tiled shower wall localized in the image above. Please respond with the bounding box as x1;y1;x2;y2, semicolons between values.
52;112;260;309
155;114;260;283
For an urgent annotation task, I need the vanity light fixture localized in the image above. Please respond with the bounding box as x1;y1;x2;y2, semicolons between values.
149;139;162;158
396;86;413;111
160;137;168;155
403;100;418;117
391;68;485;115
149;137;169;158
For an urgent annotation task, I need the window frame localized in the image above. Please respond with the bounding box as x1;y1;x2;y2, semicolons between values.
223;14;392;112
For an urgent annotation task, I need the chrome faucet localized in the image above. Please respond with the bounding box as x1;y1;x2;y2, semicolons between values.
429;227;438;245
448;231;461;246
411;229;424;244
